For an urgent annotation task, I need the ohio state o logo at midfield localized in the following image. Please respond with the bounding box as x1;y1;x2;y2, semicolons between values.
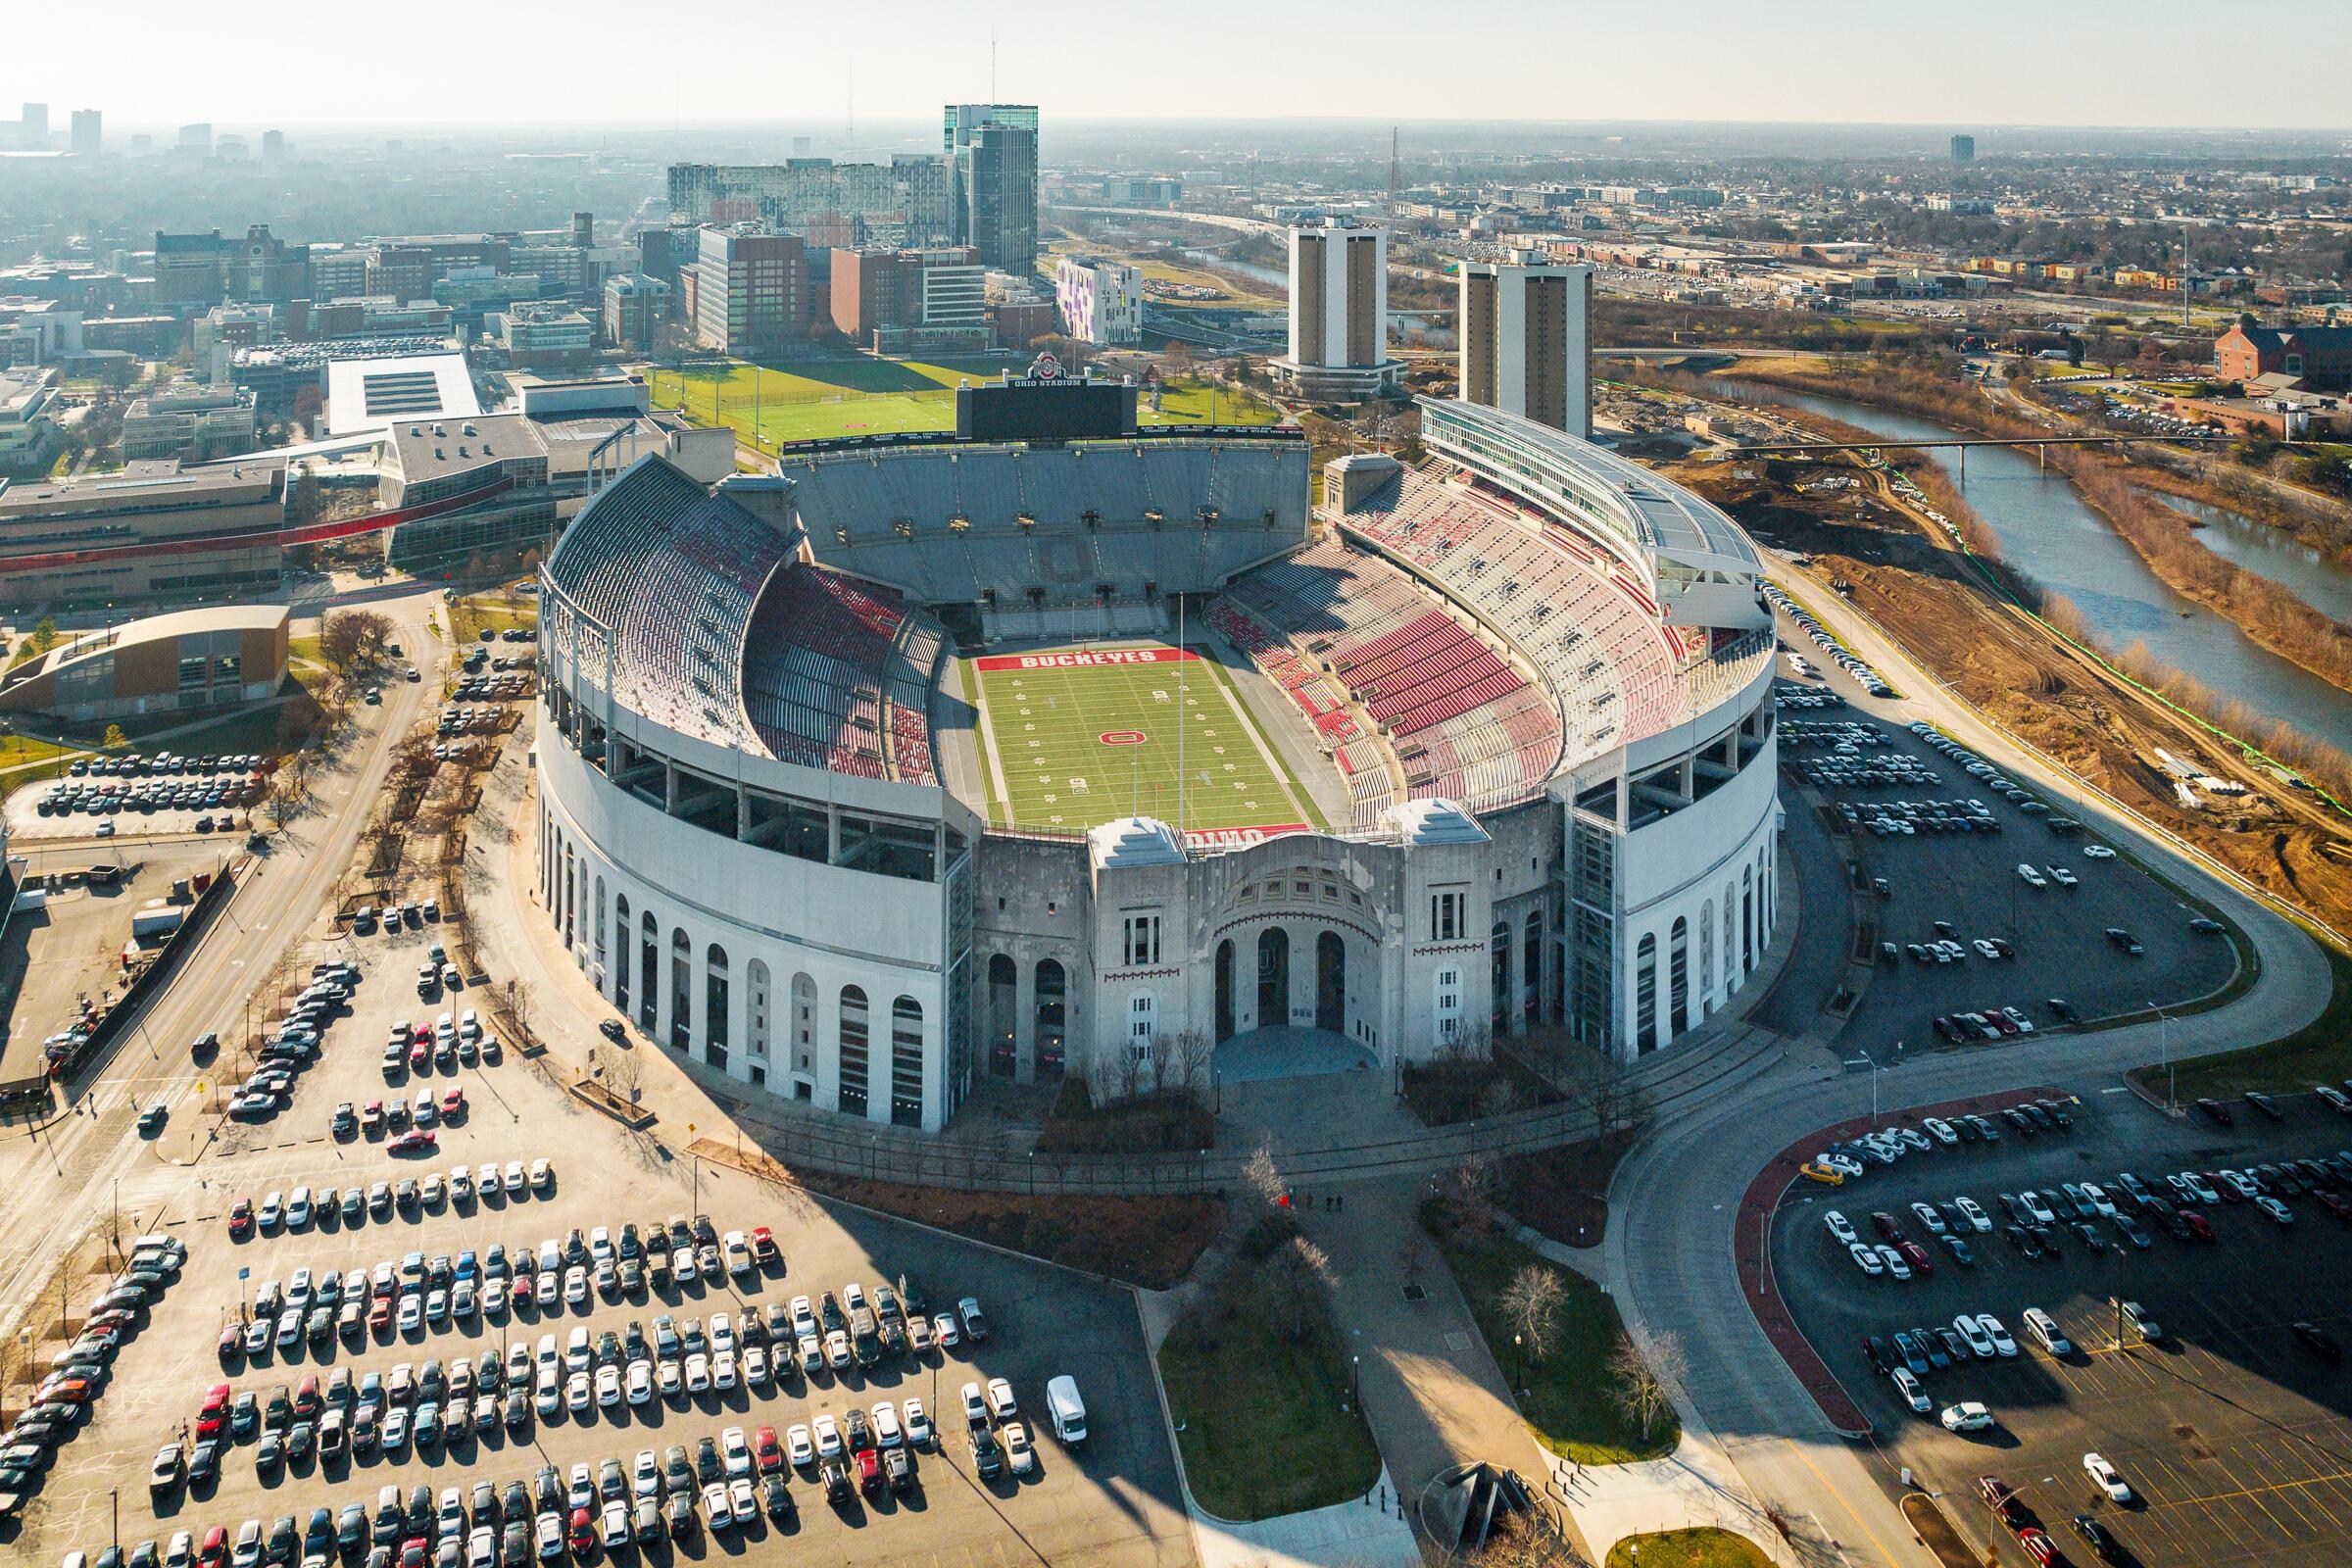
1100;731;1146;746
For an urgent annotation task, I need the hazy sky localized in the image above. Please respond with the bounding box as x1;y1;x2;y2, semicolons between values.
11;0;2350;133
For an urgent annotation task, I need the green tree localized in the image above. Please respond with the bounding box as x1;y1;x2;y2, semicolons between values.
30;616;58;653
101;723;126;751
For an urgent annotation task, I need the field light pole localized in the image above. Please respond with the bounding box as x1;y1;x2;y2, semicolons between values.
2149;1001;2173;1109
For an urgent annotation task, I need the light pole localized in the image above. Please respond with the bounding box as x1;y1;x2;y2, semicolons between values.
2150;1001;2174;1109
1349;1354;1360;1411
1512;1333;1523;1396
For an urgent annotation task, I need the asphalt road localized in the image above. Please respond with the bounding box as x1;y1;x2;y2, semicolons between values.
1605;567;2335;1568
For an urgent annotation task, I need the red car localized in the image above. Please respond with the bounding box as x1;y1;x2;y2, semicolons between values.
754;1426;784;1474
750;1227;779;1265
440;1087;466;1118
2181;1209;2216;1243
2016;1526;2056;1566
388;1129;436;1155
2318;1190;2352;1223
856;1448;883;1495
198;1525;227;1568
408;1043;429;1073
368;1297;394;1332
196;1382;230;1437
566;1507;595;1553
227;1200;254;1239
1898;1240;1934;1275
218;1324;243;1363
512;1273;535;1306
413;1024;434;1046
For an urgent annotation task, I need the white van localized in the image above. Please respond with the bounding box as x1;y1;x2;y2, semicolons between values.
2022;1307;2071;1355
1046;1375;1087;1445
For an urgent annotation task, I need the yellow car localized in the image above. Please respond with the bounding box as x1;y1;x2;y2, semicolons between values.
1798;1161;1845;1187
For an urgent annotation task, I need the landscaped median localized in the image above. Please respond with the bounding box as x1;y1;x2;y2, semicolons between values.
2129;940;2352;1101
1156;1217;1382;1521
1420;1195;1681;1464
1604;1527;1772;1568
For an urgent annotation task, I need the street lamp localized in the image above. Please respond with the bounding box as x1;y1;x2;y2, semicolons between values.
1349;1354;1360;1410
1512;1333;1523;1395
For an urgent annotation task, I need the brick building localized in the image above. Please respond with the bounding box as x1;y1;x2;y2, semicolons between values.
2216;321;2352;392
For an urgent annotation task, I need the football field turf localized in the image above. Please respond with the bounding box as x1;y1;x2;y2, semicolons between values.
963;644;1327;840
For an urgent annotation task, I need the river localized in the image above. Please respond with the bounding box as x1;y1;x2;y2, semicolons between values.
2162;496;2352;626
1725;379;2352;754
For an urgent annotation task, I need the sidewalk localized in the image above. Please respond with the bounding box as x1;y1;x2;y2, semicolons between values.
1512;1222;1793;1565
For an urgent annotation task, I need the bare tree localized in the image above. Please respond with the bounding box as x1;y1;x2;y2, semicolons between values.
319;609;395;670
1472;1511;1581;1568
1258;1234;1334;1342
1538;1031;1648;1137
1242;1142;1288;1213
1499;1264;1568;1363
1608;1326;1688;1438
1436;1154;1498;1237
604;1039;644;1102
1396;1234;1431;1292
1164;1028;1213;1107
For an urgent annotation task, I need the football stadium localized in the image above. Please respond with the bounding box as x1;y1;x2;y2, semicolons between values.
535;368;1780;1132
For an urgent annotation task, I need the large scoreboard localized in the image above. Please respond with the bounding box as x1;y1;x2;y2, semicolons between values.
955;356;1139;444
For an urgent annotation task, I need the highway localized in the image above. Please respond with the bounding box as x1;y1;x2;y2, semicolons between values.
1604;574;2333;1568
0;587;443;1347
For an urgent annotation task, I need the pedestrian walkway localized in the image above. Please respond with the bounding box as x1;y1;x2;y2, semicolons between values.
1510;1223;1792;1564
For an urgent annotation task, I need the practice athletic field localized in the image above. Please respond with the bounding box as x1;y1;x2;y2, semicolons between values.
961;644;1326;842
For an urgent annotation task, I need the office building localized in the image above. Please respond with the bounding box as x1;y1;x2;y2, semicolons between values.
828;246;985;351
602;272;671;353
1271;217;1400;400
944;105;1039;272
120;383;259;463
695;229;808;353
1950;134;1976;163
1458;253;1593;438
0;368;62;478
2217;321;2352;392
262;129;285;161
1054;255;1142;346
151;225;312;310
492;302;595;370
0;460;284;602
666;160;952;248
69;110;100;157
17;104;46;148
176;122;212;155
0;605;289;724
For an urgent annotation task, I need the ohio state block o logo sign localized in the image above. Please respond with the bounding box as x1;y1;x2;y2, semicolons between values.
1100;730;1146;746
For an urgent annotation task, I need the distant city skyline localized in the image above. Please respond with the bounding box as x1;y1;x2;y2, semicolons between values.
8;0;2350;133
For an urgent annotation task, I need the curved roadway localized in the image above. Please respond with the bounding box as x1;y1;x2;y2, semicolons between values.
1605;570;2333;1568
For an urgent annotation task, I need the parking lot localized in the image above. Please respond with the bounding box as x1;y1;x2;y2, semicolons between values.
18;929;1193;1568
6;754;269;845
1773;678;2237;1056
1773;1090;2352;1567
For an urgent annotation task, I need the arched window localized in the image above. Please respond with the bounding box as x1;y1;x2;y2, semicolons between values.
638;910;659;1031
790;973;815;1075
705;944;730;1068
562;843;575;948
1698;898;1714;1004
1035;959;1066;1079
612;895;631;1011
669;927;692;1051
592;876;607;965
1741;864;1755;974
1636;932;1659;1054
1668;917;1690;1038
987;956;1019;1077
1490;920;1512;1029
1724;884;1739;985
1522;911;1544;1025
838;986;870;1117
746;960;771;1062
889;997;924;1127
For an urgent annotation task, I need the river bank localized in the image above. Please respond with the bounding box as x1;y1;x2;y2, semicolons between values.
1656;442;2352;944
1712;362;2352;703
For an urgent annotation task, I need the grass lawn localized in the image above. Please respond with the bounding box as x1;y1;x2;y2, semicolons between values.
963;644;1325;835
643;358;1280;450
2133;940;2352;1100
1424;1207;1680;1464
0;731;79;772
1157;1284;1380;1520
1605;1528;1773;1568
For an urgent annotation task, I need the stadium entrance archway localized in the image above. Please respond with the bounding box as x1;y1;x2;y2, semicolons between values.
1315;932;1345;1034
1255;928;1290;1031
1214;940;1237;1044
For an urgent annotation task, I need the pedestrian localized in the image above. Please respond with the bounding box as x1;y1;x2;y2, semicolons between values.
1337;1193;1344;1213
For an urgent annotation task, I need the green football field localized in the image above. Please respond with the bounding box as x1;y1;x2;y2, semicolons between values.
962;644;1327;839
